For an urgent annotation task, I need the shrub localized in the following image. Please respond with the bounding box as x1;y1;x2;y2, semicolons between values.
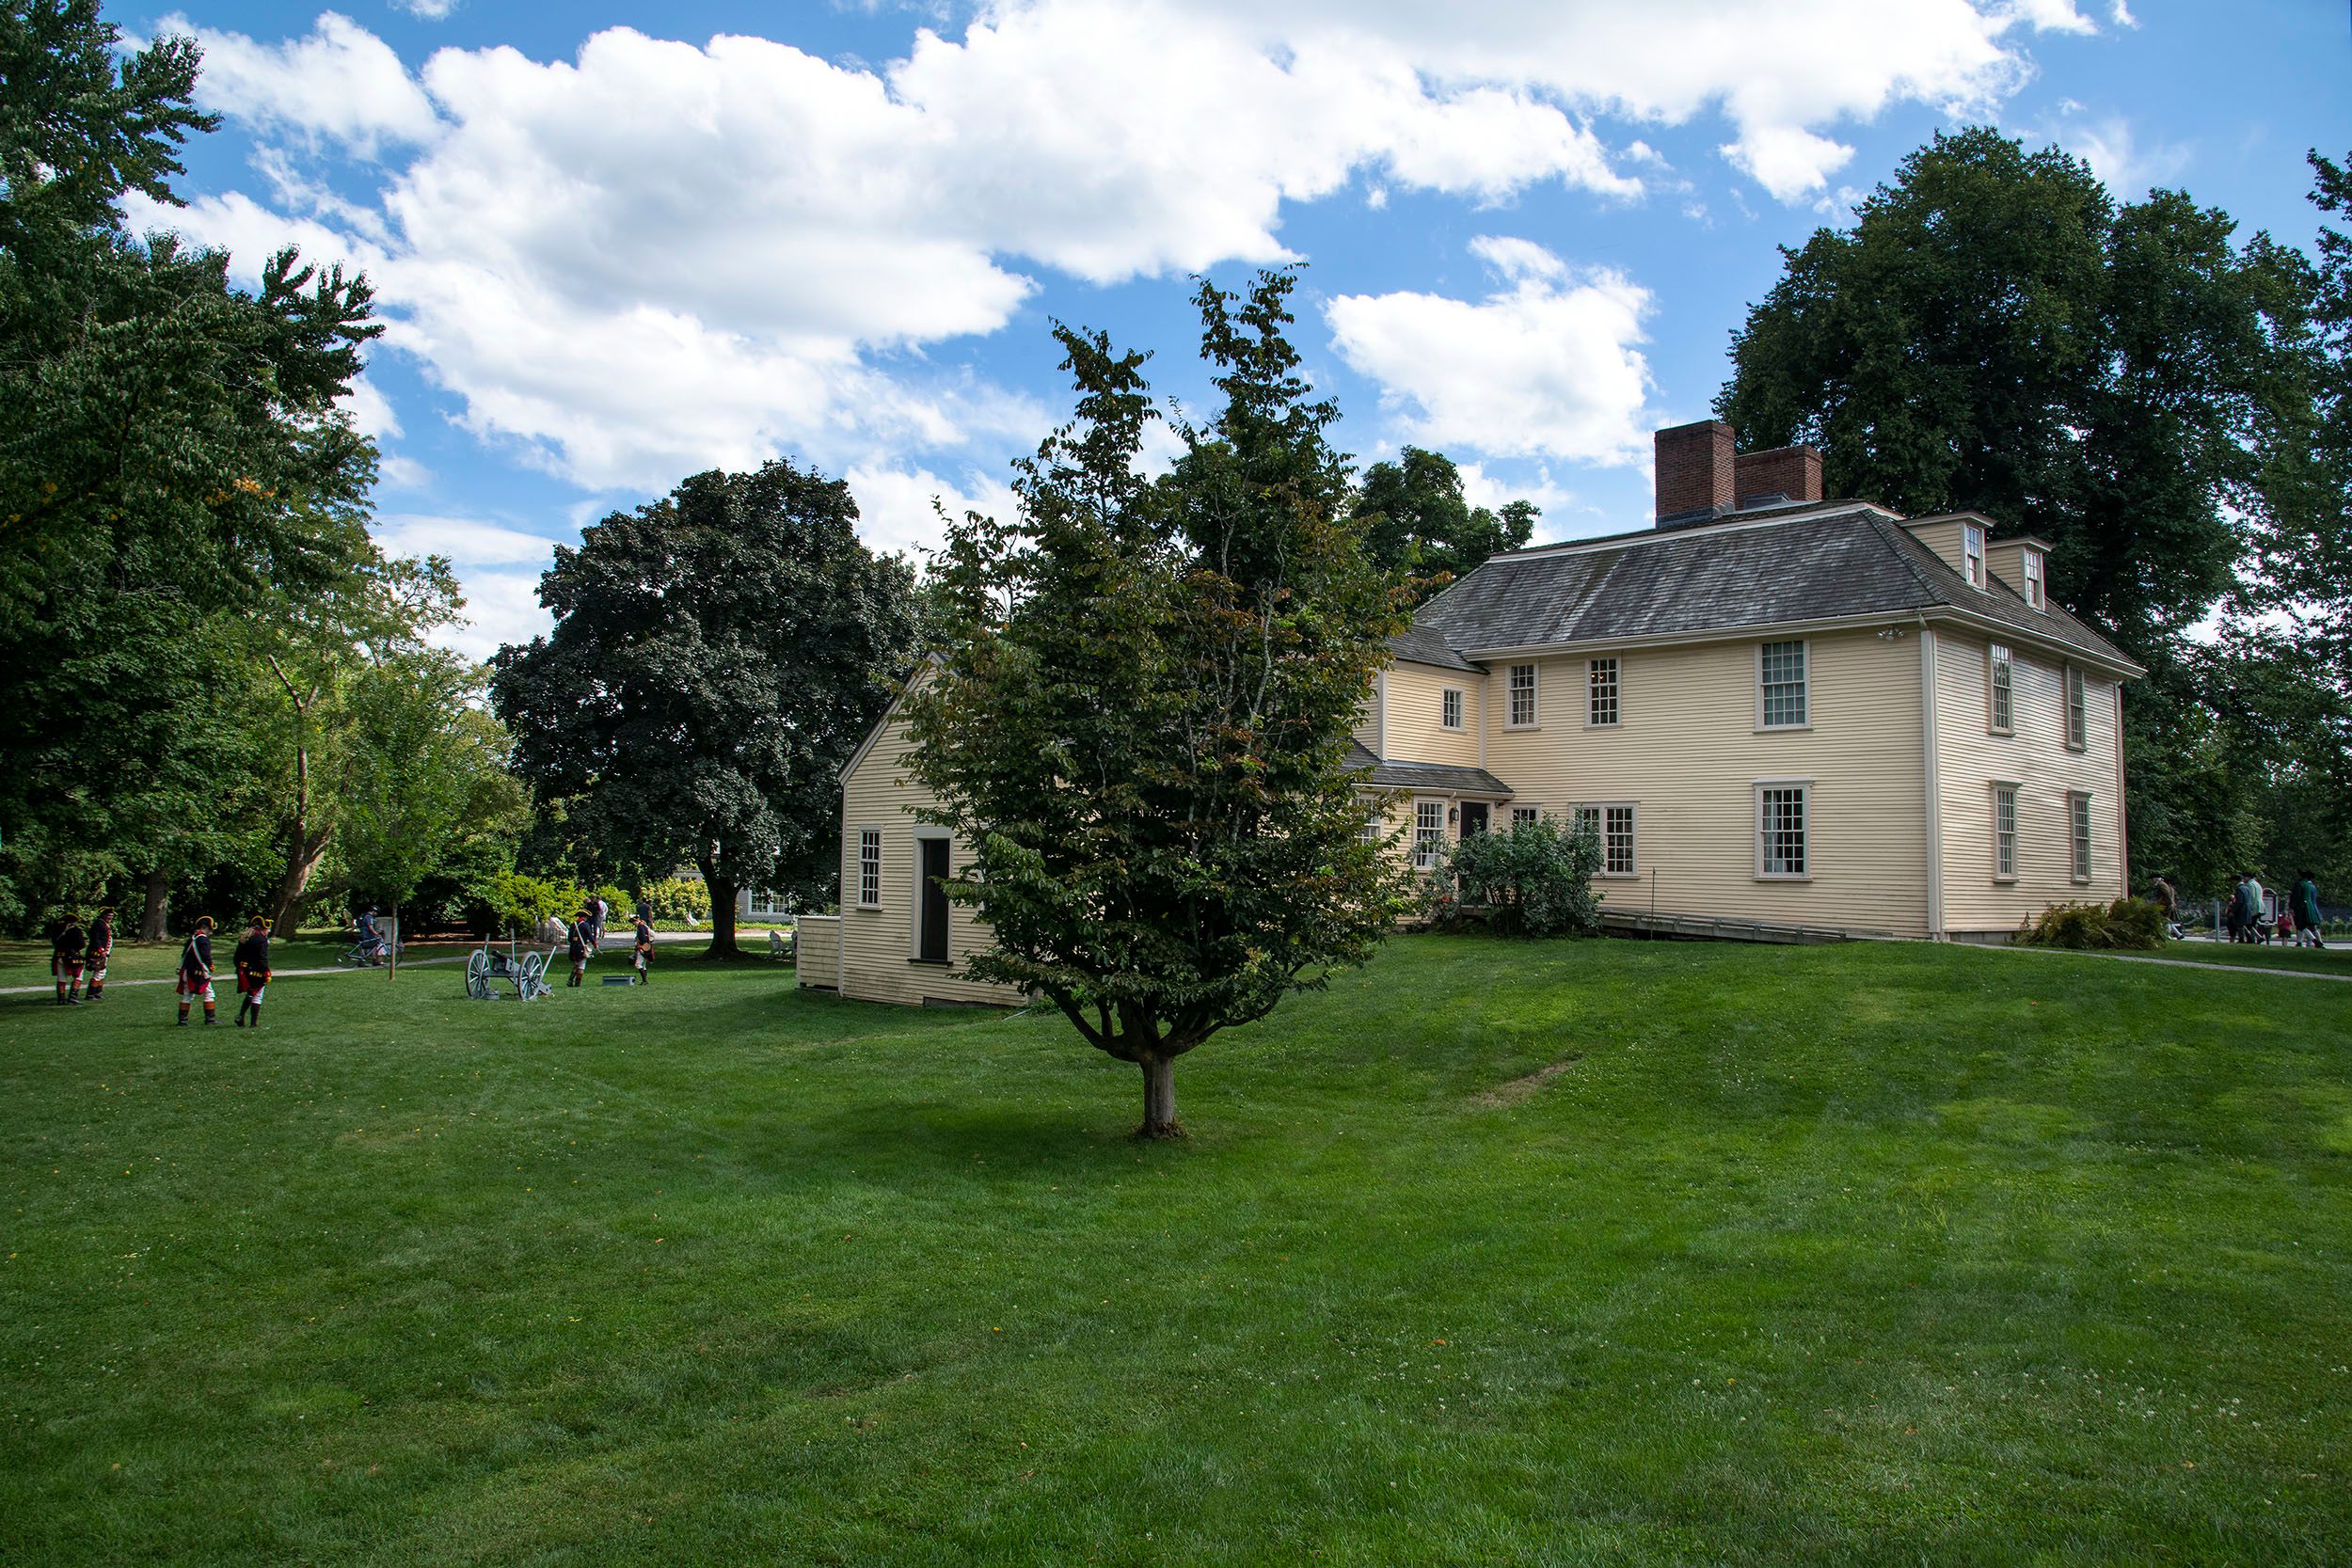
485;871;586;936
1429;816;1602;937
2017;897;2165;951
640;877;711;924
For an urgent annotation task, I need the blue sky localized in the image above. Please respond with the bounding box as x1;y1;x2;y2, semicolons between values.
122;0;2349;657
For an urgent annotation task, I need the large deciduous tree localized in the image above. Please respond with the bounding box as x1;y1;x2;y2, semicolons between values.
1717;126;2313;894
1350;445;1537;594
491;461;918;957
1719;126;2298;658
0;1;384;927
906;272;1413;1139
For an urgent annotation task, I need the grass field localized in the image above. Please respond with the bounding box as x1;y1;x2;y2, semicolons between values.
4;935;2349;1565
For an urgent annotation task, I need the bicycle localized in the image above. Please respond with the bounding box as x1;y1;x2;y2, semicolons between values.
337;933;404;967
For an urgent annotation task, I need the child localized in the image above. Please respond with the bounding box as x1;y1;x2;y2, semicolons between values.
232;916;273;1027
51;911;87;1006
566;909;591;988
85;907;114;1000
632;910;654;984
176;916;217;1026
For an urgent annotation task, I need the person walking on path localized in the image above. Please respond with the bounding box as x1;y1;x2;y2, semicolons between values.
85;908;114;1000
2151;875;2180;939
232;916;273;1027
631;910;655;984
51;911;87;1005
2247;871;2271;942
565;909;592;988
2226;874;2250;942
2295;871;2327;949
176;917;217;1026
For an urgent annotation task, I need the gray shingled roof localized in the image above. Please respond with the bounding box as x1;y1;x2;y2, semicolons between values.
1345;741;1512;798
1411;506;2135;670
1384;625;1479;672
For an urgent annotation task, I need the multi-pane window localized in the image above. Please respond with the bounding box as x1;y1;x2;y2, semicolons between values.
1413;800;1446;869
1756;784;1808;877
1758;641;1807;728
2070;793;2092;882
747;888;789;918
1440;688;1463;730
857;829;882;907
1573;803;1636;876
2064;665;2087;751
1963;522;1986;589
1359;803;1385;845
1588;657;1620;727
1511;806;1539;827
2022;548;2045;609
1507;664;1537;727
1988;643;2014;733
1993;784;2018;879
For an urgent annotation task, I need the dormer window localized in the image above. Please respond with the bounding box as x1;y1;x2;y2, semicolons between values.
2022;548;2045;610
1963;522;1986;590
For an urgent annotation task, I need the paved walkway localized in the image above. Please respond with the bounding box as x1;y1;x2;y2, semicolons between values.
1994;943;2352;983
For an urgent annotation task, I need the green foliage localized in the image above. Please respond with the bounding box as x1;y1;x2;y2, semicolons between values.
639;876;711;924
1433;816;1603;937
334;652;522;935
484;870;586;936
490;458;918;955
2016;897;2166;951
0;5;392;927
1350;446;1538;594
907;271;1415;1134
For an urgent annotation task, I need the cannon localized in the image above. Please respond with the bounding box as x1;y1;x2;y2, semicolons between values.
466;937;553;1001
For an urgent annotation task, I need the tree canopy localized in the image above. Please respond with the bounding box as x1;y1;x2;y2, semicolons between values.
490;460;918;957
906;272;1413;1138
1350;445;1538;594
1719;125;2336;897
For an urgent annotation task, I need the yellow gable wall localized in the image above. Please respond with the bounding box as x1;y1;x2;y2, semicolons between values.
833;703;1025;1007
1931;628;2127;934
1479;629;1932;936
1379;661;1486;768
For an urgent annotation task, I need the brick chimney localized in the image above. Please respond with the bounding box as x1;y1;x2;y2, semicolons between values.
1653;420;1735;523
1733;445;1823;508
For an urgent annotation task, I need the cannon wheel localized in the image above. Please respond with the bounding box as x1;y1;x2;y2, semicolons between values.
466;947;491;1000
519;949;549;1000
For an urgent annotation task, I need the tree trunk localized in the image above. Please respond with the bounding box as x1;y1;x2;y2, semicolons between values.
268;737;332;931
1137;1055;1182;1139
140;867;168;942
706;875;739;958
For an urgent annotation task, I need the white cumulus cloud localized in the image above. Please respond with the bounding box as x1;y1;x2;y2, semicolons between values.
161;10;438;154
1326;238;1656;464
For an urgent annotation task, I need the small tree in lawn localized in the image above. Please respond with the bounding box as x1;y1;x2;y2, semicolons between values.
337;651;520;975
906;271;1414;1138
492;461;918;958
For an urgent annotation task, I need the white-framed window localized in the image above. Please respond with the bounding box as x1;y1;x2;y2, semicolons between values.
1757;641;1808;730
1988;643;2014;734
746;888;790;918
1440;688;1464;730
856;829;882;908
1587;657;1620;727
1506;664;1538;728
1511;805;1539;827
2064;666;2087;751
1963;521;1986;589
1359;801;1386;845
1568;803;1638;878
1756;781;1810;879
1992;784;2018;881
2069;792;2092;882
2022;548;2045;610
1413;800;1446;869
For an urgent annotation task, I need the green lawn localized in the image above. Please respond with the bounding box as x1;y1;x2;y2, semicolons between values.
5;936;2349;1565
2137;940;2352;978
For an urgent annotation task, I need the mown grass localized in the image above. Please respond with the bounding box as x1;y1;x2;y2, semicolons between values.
2133;941;2352;978
4;935;2349;1565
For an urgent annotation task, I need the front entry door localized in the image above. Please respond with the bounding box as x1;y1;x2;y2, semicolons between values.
1458;802;1489;839
917;838;950;964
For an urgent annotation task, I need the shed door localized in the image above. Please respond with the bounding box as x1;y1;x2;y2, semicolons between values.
917;838;950;964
